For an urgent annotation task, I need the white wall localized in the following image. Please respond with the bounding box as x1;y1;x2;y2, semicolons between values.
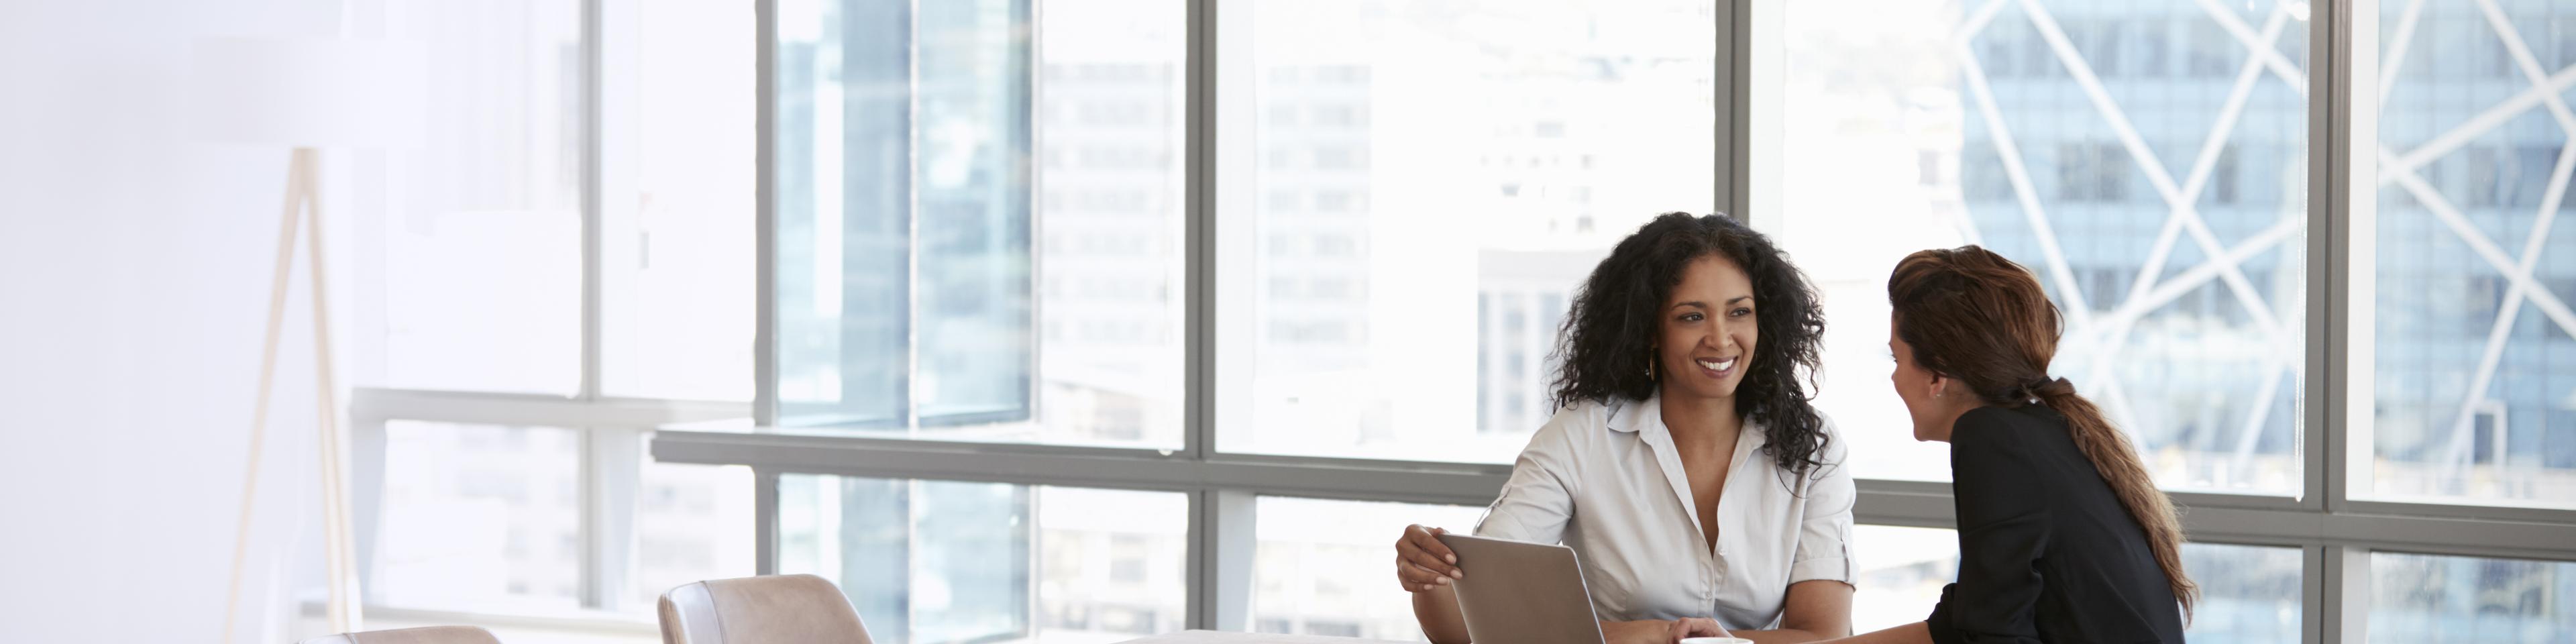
0;1;357;641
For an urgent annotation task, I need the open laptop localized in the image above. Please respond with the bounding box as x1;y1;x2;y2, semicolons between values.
1434;532;1607;644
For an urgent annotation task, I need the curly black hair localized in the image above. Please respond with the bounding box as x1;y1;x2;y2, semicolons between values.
1549;212;1831;478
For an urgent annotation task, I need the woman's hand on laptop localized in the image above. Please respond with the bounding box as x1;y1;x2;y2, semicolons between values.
1394;524;1464;592
1666;616;1733;643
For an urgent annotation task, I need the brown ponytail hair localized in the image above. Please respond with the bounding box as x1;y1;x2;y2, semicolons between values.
1886;246;2197;618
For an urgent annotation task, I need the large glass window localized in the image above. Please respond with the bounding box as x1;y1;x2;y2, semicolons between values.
371;422;584;612
602;0;758;402
375;0;586;395
1248;497;1483;641
2184;543;2303;643
2371;551;2576;640
627;456;757;612
681;4;2576;644
775;476;1187;643
1216;0;1719;463
1777;0;2310;494
350;0;760;631
2367;0;2576;507
771;0;1187;447
1849;525;1956;633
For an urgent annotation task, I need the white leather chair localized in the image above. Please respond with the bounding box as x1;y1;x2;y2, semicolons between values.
299;626;502;644
658;574;873;644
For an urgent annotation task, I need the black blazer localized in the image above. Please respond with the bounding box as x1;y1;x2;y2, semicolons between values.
1925;405;2186;644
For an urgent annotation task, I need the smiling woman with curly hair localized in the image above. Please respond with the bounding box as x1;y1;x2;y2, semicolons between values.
1393;213;1856;644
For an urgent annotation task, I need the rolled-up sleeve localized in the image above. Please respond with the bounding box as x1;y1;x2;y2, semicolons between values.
1473;411;1582;544
1788;421;1856;586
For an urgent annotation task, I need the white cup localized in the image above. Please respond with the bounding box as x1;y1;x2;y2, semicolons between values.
1678;639;1752;644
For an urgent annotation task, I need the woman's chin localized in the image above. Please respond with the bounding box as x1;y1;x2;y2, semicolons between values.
1666;382;1739;401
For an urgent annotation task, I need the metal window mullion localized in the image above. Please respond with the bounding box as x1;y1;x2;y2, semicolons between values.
755;466;782;576
1713;0;1730;217
1717;0;1781;230
577;0;609;611
658;431;1511;505
1715;1;1746;221
2166;490;2312;511
753;0;780;429
583;427;644;610
1851;479;1955;529
580;0;606;406
2339;496;2576;524
1181;0;1216;465
2303;0;2349;517
580;428;604;608
2321;544;2370;643
1852;476;2576;556
904;0;924;433
2301;544;2326;644
350;388;749;432
657;430;1515;473
1183;0;1235;630
1026;0;1048;441
1186;489;1210;630
1188;488;1254;631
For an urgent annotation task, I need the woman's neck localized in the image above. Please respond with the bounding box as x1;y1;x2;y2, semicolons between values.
1925;398;1988;443
1658;386;1742;443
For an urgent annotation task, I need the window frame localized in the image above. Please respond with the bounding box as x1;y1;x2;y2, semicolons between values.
620;1;2576;643
338;0;757;625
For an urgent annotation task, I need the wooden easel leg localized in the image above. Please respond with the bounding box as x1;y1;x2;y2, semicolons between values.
300;147;363;633
219;147;312;644
217;146;364;640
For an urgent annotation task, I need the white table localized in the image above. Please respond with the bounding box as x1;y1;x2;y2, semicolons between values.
1114;630;1414;644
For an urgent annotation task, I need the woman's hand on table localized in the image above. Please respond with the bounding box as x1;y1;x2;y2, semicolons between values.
1666;616;1734;643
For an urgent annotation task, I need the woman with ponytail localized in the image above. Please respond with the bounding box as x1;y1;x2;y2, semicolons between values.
1799;246;2193;644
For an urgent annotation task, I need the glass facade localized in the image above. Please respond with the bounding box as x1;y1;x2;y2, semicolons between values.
772;0;1186;446
1778;0;2309;494
370;423;585;612
1216;0;1718;464
627;455;757;612
353;0;761;631
775;476;1188;644
601;0;759;402
2369;0;2576;508
1248;498;1485;641
376;0;586;396
2371;551;2576;642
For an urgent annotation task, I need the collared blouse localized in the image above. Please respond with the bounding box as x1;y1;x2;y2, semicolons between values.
1474;394;1856;631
